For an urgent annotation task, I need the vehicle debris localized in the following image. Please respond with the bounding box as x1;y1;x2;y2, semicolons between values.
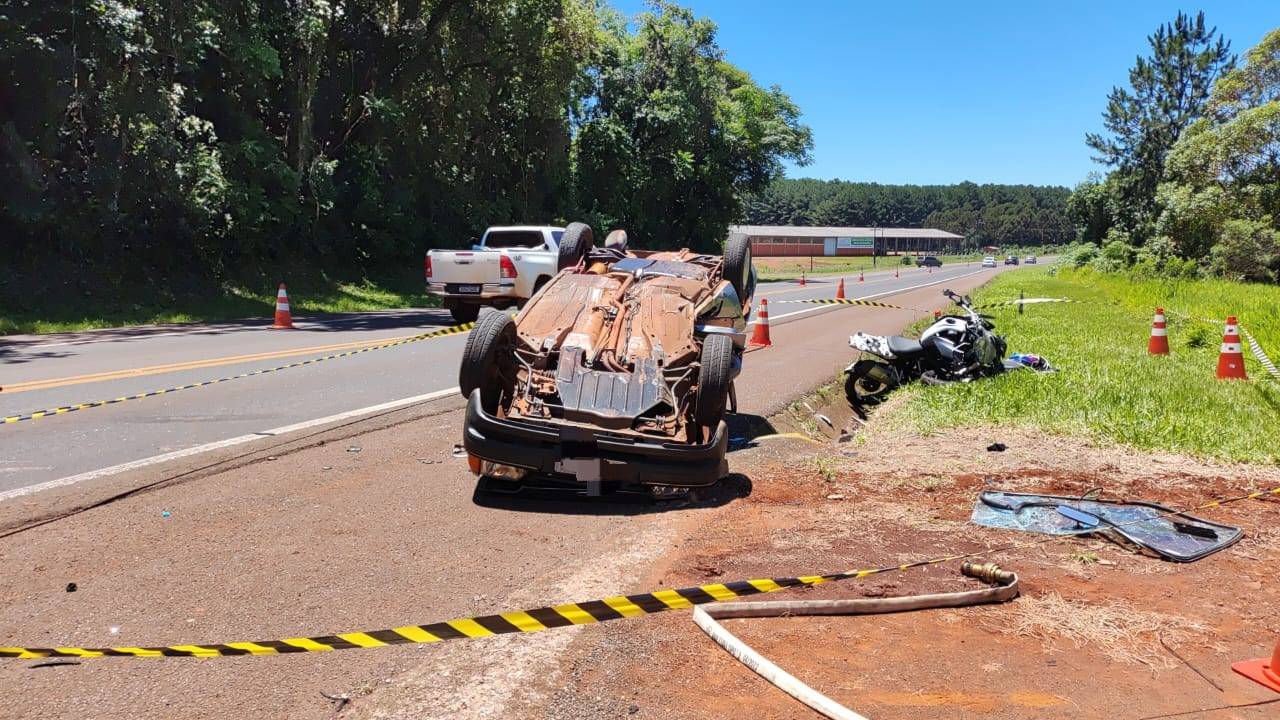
65;583;76;593
346;445;361;453
971;491;1243;562
987;442;1007;452
459;222;755;494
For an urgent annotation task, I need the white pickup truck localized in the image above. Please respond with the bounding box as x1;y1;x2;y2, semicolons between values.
426;226;564;323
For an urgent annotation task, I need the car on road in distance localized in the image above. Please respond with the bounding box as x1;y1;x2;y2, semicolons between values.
982;256;997;268
1025;255;1037;264
917;255;943;268
426;226;564;323
1004;255;1019;265
458;222;755;495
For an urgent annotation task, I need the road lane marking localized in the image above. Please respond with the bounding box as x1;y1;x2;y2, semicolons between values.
6;332;448;394
768;268;991;322
0;388;460;502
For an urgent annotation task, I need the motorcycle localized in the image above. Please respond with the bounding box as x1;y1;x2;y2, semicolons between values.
844;289;1014;406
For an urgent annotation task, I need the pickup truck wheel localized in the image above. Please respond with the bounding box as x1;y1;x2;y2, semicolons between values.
694;334;734;440
558;222;594;270
450;303;481;324
459;311;516;411
723;234;753;302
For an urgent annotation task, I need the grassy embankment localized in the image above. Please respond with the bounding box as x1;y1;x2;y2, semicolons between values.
885;266;1280;463
0;270;435;335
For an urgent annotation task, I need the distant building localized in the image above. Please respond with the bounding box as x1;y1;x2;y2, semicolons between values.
728;225;964;257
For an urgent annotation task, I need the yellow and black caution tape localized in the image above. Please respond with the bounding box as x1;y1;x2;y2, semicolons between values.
770;298;914;310
2;322;475;425
975;297;1086;309
4;483;1275;660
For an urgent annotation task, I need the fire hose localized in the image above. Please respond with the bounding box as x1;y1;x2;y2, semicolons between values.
692;562;1020;720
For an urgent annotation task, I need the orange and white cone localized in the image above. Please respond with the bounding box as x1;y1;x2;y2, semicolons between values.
749;298;772;347
859;270;865;283
272;283;294;329
798;272;806;287
835;278;846;300
1148;307;1169;355
1233;637;1280;693
1217;316;1247;380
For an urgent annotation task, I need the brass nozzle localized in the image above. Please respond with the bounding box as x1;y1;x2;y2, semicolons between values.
962;561;1016;585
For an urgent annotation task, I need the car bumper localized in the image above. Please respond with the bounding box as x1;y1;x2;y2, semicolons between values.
462;391;728;487
426;281;517;300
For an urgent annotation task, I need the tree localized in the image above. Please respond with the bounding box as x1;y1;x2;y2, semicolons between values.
571;2;811;250
1085;11;1234;240
1156;27;1280;278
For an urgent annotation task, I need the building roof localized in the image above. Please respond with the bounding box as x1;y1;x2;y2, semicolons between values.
729;225;963;240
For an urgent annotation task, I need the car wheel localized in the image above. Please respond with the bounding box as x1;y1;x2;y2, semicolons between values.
844;360;899;407
558;222;594;270
450;303;481;324
459;311;516;411
722;234;754;302
694;334;734;439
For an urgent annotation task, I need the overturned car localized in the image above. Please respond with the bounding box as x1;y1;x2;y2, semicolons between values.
458;222;755;494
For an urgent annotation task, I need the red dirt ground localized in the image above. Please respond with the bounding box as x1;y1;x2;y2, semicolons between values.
541;398;1280;720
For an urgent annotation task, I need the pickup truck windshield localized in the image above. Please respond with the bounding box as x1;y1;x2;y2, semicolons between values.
484;230;546;249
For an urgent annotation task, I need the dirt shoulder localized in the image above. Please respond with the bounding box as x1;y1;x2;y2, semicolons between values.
541;393;1280;720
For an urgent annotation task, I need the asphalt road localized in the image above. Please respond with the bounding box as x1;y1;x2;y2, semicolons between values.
0;260;1006;494
0;261;1030;720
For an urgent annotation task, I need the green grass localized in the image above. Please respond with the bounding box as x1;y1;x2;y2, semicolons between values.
885;266;1280;463
0;270;436;335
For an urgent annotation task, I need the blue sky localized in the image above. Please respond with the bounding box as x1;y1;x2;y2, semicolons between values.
611;1;1276;187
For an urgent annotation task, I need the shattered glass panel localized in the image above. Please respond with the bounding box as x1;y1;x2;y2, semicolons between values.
971;491;1243;562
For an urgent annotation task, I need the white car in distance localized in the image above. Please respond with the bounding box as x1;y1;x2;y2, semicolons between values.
426;226;564;323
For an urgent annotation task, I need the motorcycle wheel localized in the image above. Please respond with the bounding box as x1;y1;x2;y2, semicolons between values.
844;360;900;407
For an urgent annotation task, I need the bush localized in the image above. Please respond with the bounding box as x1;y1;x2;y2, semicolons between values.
1067;243;1099;268
1090;229;1138;272
1209;217;1279;283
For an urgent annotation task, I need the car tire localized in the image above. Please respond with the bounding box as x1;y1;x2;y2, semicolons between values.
722;234;754;302
694;334;734;438
459;311;516;411
450;303;481;324
558;222;594;270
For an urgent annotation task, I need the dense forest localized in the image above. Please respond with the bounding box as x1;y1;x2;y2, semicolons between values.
1067;14;1279;282
743;179;1073;247
0;0;811;300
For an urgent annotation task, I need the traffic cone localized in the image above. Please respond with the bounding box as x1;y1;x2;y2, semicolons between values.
859;270;865;283
934;310;942;319
835;278;846;300
1148;307;1169;355
749;298;772;347
1233;637;1280;693
799;272;806;287
1216;316;1247;380
272;283;294;329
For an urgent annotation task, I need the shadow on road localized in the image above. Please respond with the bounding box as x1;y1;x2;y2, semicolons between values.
470;472;753;515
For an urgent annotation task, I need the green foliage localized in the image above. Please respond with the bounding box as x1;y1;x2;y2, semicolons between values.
1074;18;1280;286
1085;11;1235;239
0;0;811;316
888;268;1280;463
1210;217;1280;282
744;179;1072;247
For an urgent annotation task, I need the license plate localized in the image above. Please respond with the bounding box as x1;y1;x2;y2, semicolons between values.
456;284;481;294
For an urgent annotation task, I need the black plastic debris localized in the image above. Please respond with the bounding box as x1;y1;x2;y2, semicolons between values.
987;442;1007;452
